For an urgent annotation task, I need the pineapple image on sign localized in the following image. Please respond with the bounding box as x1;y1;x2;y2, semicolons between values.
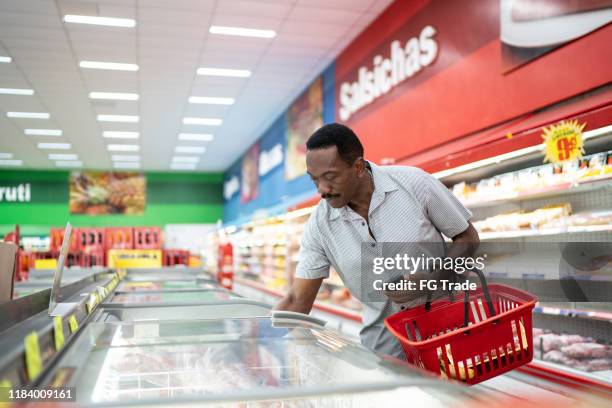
70;172;146;215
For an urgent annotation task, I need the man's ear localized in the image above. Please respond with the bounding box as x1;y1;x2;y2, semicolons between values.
354;157;366;177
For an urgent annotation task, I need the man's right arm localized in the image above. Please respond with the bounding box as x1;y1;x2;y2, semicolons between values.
274;277;323;314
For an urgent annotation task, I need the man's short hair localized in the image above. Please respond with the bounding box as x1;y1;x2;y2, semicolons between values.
306;123;364;165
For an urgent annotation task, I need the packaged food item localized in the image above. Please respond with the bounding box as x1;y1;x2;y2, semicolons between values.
579;153;606;180
533;333;586;352
565;210;612;227
543;350;578;365
560;343;611;359
583;358;612;372
517;168;539;191
473;203;572;233
452;182;469;200
529;203;572;229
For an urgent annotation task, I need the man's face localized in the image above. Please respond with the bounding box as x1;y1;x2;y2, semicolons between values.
306;146;362;208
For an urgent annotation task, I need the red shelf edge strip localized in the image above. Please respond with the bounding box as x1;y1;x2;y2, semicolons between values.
517;361;612;394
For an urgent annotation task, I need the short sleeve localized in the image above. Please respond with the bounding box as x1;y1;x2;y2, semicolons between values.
422;172;473;238
295;212;330;279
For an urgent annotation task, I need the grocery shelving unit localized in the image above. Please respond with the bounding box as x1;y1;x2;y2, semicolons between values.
436;125;612;384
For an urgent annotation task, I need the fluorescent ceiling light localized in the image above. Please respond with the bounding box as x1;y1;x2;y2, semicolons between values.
188;96;235;105
196;67;251;77
24;129;62;136
175;146;206;154
0;159;23;166
209;25;275;38
38;143;71;150
7;112;50;119
113;162;140;169
63;15;136;28
0;153;13;159
111;155;140;162
182;117;222;126
170;163;198;170
49;154;78;160
0;88;34;95
178;133;214;142
97;114;139;123
107;144;139;152
103;131;139;139
89;92;139;101
55;161;83;168
0;56;12;63
172;156;200;163
79;61;138;71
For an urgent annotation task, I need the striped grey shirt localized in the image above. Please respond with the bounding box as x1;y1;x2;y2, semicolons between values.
296;162;472;358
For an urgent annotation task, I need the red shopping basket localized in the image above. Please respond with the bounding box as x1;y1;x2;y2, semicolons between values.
384;269;537;385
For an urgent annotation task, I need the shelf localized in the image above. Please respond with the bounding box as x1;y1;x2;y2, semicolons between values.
478;224;612;240
533;312;612;343
534;306;612;322
531;359;612;384
460;176;612;209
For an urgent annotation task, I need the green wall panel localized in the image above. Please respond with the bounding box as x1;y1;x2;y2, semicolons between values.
0;170;223;236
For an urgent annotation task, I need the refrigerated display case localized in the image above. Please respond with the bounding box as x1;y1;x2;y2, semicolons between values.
37;315;477;406
1;266;610;406
115;279;219;292
107;290;241;304
99;267;271;322
98;300;273;323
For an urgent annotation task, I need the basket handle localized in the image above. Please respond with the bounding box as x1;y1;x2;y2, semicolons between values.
424;268;496;328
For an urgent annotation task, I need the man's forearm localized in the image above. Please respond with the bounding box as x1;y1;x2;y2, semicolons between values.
274;292;315;314
447;223;480;259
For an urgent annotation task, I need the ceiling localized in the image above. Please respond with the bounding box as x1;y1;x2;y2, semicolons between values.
0;0;394;172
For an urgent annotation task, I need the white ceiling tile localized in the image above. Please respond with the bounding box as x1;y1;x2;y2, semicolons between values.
280;20;351;37
210;15;284;31
295;0;373;12
139;0;216;12
288;6;361;25
215;0;293;18
96;4;136;19
0;0;385;170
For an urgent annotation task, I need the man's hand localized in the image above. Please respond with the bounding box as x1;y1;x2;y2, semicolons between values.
274;277;323;314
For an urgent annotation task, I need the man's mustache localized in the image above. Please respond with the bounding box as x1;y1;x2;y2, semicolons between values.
321;193;340;199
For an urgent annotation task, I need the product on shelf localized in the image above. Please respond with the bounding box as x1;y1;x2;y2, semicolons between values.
452;149;612;204
230;219;290;291
533;331;612;373
473;203;572;232
560;210;612;227
560;343;612;360
534;332;586;353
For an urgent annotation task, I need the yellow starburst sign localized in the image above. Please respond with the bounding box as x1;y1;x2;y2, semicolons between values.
542;120;586;163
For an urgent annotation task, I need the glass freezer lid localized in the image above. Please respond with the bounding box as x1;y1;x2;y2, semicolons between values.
109;290;239;304
45;317;460;405
116;280;219;292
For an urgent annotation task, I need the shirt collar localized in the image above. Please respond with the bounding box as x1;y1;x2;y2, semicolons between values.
327;162;398;221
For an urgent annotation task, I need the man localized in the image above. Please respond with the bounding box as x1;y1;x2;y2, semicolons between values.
274;123;479;359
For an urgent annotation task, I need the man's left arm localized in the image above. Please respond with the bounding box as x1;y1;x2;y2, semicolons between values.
447;221;480;258
384;171;479;304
